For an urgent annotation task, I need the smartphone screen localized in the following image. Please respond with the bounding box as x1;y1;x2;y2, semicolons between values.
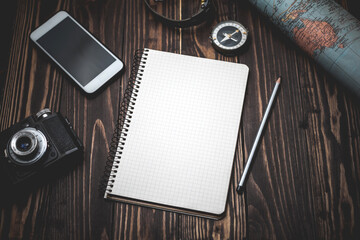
35;16;116;87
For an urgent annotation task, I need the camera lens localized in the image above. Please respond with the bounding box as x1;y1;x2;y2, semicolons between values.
11;131;37;156
8;127;47;166
16;136;33;152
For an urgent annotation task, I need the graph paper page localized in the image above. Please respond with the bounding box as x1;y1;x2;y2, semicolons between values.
109;49;249;215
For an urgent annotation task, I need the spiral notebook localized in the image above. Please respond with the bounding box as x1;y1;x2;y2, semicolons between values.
102;49;249;219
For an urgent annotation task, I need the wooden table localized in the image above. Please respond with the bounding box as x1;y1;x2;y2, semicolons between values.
1;0;360;239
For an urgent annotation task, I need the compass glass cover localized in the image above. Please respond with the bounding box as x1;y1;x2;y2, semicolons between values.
217;26;242;48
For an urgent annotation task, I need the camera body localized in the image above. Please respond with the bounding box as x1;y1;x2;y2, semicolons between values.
0;109;83;186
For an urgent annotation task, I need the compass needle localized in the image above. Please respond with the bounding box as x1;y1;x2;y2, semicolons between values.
220;37;229;43
220;33;232;43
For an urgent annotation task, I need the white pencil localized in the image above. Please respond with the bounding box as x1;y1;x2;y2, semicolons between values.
237;76;281;194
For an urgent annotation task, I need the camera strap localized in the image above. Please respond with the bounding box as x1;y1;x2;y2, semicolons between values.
143;0;215;28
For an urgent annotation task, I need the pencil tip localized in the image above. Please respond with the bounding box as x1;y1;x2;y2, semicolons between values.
276;76;281;84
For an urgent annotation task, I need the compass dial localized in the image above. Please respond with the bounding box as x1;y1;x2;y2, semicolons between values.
210;20;249;55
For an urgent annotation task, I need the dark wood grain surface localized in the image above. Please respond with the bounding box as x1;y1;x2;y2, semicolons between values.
1;0;360;239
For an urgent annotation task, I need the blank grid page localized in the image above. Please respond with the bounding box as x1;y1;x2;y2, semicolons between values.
110;49;249;215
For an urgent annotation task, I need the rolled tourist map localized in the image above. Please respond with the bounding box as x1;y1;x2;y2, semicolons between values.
248;0;360;97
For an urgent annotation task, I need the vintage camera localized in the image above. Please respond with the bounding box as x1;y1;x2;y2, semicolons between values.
0;109;83;186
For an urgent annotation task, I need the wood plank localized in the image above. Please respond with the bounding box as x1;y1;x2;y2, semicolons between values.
300;57;360;240
0;0;18;105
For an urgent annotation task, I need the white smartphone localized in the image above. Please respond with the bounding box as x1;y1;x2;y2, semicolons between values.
30;11;124;94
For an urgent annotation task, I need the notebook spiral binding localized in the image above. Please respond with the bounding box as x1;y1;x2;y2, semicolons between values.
99;49;149;196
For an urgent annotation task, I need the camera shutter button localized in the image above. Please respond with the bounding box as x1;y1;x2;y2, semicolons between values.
36;108;52;120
